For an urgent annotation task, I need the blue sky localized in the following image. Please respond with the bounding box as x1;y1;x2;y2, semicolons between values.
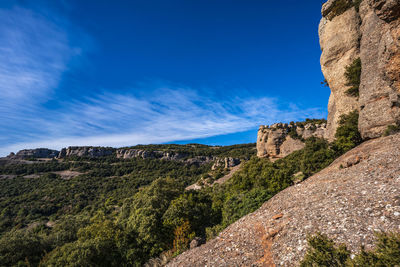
0;0;328;156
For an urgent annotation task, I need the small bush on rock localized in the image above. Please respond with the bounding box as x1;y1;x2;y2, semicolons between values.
300;232;400;267
345;58;361;97
326;0;354;20
332;110;362;155
383;124;400;137
300;233;350;267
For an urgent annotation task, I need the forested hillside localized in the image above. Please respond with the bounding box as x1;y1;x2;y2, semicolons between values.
0;113;363;266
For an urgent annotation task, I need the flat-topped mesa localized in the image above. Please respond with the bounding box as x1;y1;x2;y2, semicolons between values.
320;0;400;140
256;122;327;159
8;148;59;159
57;146;115;158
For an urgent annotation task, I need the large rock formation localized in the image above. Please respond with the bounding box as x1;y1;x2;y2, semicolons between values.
256;122;327;159
358;0;400;138
320;0;400;140
167;132;400;267
57;146;115;158
116;149;187;160
8;148;59;159
211;157;241;170
116;148;240;167
319;2;361;141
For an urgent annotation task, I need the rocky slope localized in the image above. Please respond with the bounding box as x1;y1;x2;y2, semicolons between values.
256;122;327;159
167;132;400;267
320;0;400;140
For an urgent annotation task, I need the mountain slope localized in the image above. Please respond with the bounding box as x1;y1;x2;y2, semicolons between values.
167;133;400;266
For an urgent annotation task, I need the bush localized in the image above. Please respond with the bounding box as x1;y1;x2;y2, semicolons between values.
325;0;354;20
353;0;362;12
300;233;350;267
383;124;400;137
300;232;400;267
345;58;361;97
332;110;362;155
352;232;400;266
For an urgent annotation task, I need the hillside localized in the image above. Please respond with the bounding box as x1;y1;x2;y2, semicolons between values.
1;0;400;266
167;132;400;266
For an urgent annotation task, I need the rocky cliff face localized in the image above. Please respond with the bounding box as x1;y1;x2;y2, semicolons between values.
116;149;187;160
8;148;59;159
167;133;400;267
57;146;115;158
320;0;400;140
211;157;241;170
116;148;240;167
256;122;327;159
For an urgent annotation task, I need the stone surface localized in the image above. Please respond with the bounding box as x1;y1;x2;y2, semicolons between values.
358;0;400;138
57;146;115;158
190;237;205;249
256;123;327;159
319;5;361;141
116;148;217;166
320;0;400;139
211;157;241;170
167;133;400;267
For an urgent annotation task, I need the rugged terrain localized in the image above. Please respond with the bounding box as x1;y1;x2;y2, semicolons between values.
256;121;327;159
167;132;400;267
320;0;400;140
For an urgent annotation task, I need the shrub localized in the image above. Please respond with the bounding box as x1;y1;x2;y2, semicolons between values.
345;58;361;97
300;233;350;267
172;220;194;255
353;0;362;12
383;124;400;137
332;110;362;155
326;0;354;20
300;232;400;267
352;232;400;266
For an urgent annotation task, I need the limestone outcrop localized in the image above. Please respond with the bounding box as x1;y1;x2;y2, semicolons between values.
319;4;361;141
8;148;59;159
116;148;240;167
320;0;400;140
115;149;187;160
57;146;115;158
256;122;327;159
211;157;241;170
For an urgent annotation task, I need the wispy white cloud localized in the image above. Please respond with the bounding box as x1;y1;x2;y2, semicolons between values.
0;4;326;156
0;5;83;145
0;87;326;156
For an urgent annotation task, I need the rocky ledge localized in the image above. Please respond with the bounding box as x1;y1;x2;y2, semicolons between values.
57;146;115;158
256;122;327;159
7;148;59;159
168;132;400;266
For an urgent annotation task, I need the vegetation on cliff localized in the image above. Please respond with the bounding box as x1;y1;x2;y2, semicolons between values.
344;58;361;97
325;0;363;20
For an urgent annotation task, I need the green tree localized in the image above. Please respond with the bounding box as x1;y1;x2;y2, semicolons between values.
332;111;362;155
